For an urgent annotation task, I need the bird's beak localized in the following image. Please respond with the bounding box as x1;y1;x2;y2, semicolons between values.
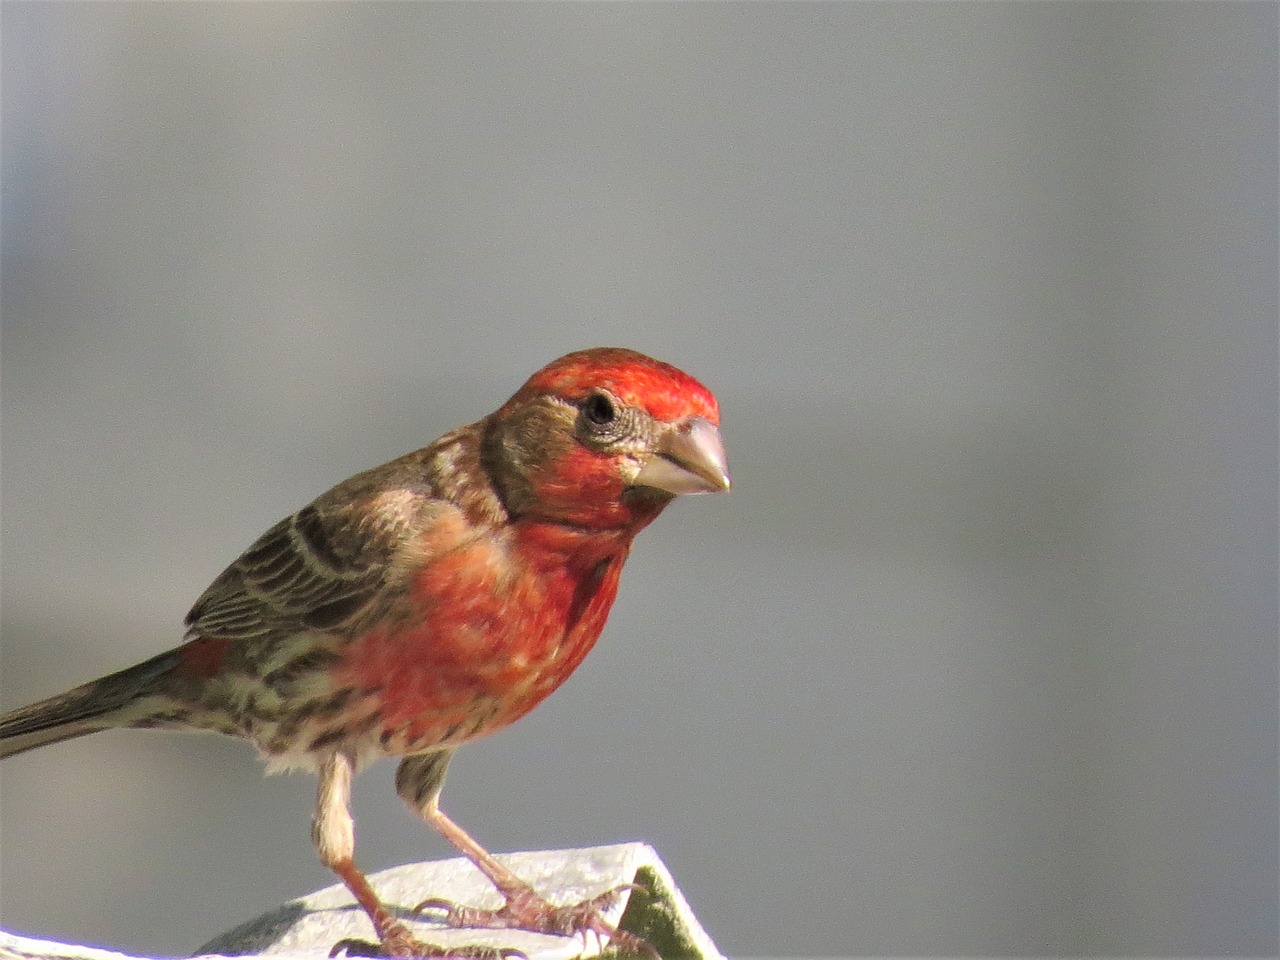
633;416;731;496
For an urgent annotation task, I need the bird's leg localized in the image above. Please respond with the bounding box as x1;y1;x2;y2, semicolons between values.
314;753;454;958
396;753;656;958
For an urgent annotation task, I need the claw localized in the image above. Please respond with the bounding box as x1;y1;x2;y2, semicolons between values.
330;938;381;958
411;896;458;919
327;919;528;960
328;935;525;960
407;883;657;957
604;929;661;960
600;881;648;903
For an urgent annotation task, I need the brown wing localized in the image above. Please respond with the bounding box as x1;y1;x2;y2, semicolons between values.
186;500;410;641
184;424;506;647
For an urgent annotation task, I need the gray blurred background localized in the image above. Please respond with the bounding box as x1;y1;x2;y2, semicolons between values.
1;4;1275;957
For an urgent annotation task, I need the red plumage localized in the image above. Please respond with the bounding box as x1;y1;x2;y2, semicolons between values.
0;348;729;958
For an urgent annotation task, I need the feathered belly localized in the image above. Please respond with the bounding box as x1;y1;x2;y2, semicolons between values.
332;542;625;760
204;528;627;771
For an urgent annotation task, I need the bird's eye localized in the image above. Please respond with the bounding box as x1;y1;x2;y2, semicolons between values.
583;393;616;425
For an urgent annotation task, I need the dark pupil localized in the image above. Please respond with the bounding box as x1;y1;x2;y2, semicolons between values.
585;393;615;425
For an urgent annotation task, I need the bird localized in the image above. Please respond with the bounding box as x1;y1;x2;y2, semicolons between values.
0;347;730;958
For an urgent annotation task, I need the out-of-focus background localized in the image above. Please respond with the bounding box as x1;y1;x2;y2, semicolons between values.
1;4;1275;957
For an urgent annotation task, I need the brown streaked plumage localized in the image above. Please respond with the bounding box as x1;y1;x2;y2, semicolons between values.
0;347;729;959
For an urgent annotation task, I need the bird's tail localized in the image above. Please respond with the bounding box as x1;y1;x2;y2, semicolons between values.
0;649;182;759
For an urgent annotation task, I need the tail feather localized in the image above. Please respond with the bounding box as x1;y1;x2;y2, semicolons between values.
0;649;182;759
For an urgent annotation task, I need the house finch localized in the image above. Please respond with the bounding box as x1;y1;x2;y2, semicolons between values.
0;347;729;958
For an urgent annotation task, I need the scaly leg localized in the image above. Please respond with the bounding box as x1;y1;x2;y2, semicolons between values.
396;752;656;958
314;752;461;958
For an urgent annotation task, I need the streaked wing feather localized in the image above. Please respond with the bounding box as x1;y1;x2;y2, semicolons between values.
183;425;501;647
186;502;411;642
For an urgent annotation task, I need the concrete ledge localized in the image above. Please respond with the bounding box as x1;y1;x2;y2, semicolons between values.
1;843;723;960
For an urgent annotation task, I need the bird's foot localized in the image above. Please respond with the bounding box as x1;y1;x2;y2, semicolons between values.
414;883;657;959
329;917;525;960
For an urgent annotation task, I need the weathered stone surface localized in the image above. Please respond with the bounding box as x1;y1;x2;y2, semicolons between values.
1;844;722;960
